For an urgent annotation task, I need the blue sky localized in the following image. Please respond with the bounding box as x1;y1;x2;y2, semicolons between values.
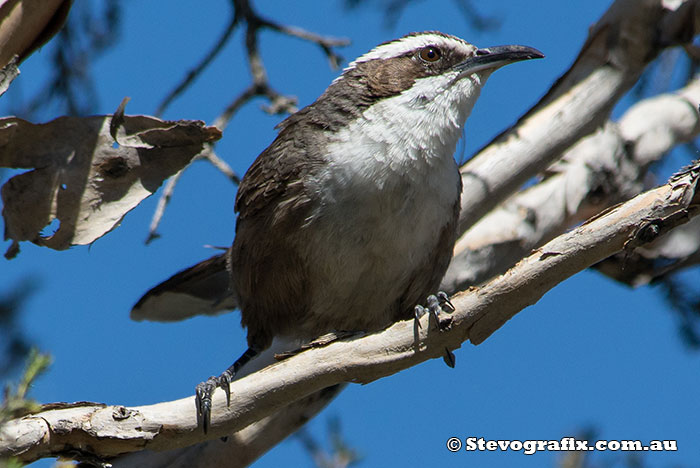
3;1;699;467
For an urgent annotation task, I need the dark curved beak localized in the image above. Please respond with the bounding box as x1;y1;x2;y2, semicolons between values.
455;45;544;77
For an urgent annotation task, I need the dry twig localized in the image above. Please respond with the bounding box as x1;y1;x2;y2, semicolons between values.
145;0;349;243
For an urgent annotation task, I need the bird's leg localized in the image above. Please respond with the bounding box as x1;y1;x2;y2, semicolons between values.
414;292;456;368
195;346;260;433
413;291;454;330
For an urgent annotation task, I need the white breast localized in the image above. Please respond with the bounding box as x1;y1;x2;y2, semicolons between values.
292;73;482;335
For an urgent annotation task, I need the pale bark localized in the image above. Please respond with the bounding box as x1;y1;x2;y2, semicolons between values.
2;161;699;464
2;0;700;466
111;385;344;468
151;0;700;456
595;215;700;286
443;75;700;292
456;0;699;235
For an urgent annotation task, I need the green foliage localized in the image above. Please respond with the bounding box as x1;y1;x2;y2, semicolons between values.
1;348;52;422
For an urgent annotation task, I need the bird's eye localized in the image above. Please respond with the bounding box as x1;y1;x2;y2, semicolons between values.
418;46;441;62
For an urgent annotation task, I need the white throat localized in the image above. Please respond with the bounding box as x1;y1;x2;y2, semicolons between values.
320;70;488;195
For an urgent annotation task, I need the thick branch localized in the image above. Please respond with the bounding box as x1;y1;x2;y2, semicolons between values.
120;2;700;460
456;0;699;235
595;215;700;286
125;1;700;463
110;385;344;468
443;74;700;292
4;161;699;464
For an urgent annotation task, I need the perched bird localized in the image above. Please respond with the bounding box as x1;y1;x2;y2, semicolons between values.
132;31;543;432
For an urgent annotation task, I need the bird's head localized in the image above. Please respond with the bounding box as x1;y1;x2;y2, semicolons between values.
279;31;543;160
341;31;541;108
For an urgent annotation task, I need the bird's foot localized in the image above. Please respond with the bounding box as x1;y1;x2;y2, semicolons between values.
195;370;234;434
195;346;260;433
414;291;454;331
414;292;456;368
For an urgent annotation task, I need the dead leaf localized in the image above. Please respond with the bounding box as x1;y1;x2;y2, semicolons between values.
0;109;221;257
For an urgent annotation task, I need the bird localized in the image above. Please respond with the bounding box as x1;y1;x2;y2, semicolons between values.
132;31;543;432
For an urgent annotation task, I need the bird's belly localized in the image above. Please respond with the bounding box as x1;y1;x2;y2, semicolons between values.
297;174;458;337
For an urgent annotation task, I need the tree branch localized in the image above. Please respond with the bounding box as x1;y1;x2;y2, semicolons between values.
129;1;700;461
4;161;699;464
443;74;700;292
456;0;699;236
154;7;239;118
110;385;344;468
144;146;240;245
145;0;349;242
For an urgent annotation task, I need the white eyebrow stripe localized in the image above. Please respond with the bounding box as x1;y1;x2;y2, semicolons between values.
349;34;471;67
330;33;476;84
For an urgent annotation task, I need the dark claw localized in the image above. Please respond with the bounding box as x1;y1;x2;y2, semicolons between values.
437;291;455;313
414;292;454;330
427;295;450;330
414;304;427;329
443;347;456;368
195;386;202;418
220;372;232;407
424;292;454;331
195;373;233;433
426;294;441;325
195;377;217;433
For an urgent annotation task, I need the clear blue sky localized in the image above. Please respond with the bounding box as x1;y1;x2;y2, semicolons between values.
3;1;699;467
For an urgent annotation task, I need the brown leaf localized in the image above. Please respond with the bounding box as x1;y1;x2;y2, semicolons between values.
0;111;222;257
